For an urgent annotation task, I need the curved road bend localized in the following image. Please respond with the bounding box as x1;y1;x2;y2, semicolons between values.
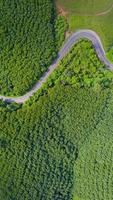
0;29;113;103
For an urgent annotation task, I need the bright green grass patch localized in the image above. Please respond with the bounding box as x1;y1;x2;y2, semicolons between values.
69;12;113;49
73;195;81;200
57;0;113;50
107;47;113;62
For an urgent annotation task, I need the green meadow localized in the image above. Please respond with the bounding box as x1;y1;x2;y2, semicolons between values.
57;0;113;50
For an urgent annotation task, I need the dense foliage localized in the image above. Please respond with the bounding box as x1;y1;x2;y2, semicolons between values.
1;37;113;200
56;40;113;88
0;0;66;96
26;39;113;105
54;16;68;50
0;85;78;200
73;96;113;200
1;85;113;200
0;0;67;96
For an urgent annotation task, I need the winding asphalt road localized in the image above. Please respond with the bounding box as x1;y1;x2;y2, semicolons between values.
0;29;113;103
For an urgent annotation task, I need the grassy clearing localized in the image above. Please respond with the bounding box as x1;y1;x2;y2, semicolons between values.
57;0;113;50
57;0;113;14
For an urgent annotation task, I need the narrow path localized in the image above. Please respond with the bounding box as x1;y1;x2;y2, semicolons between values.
0;29;113;104
69;3;113;16
96;3;113;16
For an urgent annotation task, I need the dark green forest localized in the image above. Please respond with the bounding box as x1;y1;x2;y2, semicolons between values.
0;0;67;96
0;0;113;200
1;86;113;200
1;39;113;199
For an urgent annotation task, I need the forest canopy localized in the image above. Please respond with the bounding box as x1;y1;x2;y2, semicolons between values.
0;0;67;96
0;0;113;200
1;39;113;199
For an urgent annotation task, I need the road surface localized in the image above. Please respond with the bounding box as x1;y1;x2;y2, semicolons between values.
0;30;113;103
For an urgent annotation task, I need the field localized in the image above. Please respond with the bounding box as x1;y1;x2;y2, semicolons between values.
57;0;113;50
57;0;113;14
1;40;113;200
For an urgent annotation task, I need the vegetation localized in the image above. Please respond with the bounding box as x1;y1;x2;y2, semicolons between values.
1;86;113;200
1;1;113;200
73;96;113;200
57;0;113;49
26;39;113;106
57;0;113;14
107;47;113;62
1;37;113;199
0;0;66;96
54;16;68;50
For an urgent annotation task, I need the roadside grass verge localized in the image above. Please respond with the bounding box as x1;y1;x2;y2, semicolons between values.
57;0;113;50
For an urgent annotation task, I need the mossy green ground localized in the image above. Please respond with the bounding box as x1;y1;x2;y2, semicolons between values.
57;0;113;50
